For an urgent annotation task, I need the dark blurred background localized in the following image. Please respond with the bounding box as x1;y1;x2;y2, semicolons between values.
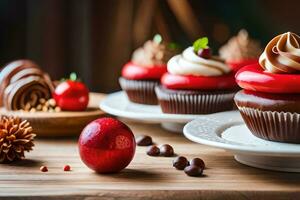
0;0;299;92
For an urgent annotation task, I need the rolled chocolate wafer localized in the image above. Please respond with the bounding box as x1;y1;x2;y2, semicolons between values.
0;60;39;107
4;76;53;111
0;59;54;111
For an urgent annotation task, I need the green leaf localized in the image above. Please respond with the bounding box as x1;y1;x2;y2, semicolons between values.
153;34;162;44
168;42;181;50
70;72;77;81
193;37;209;52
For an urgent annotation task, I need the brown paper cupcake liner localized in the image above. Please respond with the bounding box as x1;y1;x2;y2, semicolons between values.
237;106;300;143
119;77;159;105
155;86;236;114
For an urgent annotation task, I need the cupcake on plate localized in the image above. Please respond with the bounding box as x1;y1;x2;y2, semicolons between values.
219;29;262;72
155;37;238;114
119;34;179;105
235;32;300;143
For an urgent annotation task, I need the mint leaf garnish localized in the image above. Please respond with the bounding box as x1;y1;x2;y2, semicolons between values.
153;34;162;44
193;37;209;52
70;72;77;81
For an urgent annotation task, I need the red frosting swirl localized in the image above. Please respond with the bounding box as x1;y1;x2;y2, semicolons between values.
236;64;300;94
161;73;237;90
121;62;167;80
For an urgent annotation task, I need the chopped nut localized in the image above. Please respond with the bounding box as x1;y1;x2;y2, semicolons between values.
48;99;56;107
42;106;48;112
24;103;31;111
36;104;42;110
55;107;61;112
39;98;46;104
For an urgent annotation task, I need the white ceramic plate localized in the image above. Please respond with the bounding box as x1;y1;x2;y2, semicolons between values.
183;111;300;172
100;91;228;132
100;91;199;123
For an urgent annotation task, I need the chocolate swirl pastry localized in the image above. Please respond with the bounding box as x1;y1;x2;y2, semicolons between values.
0;60;54;111
0;60;39;106
259;32;300;73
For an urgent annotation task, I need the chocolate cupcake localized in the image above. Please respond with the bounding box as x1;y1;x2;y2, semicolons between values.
119;35;179;105
235;32;300;143
155;37;238;114
219;29;262;72
0;60;54;111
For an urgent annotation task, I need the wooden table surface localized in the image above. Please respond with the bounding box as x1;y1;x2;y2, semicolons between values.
0;94;300;200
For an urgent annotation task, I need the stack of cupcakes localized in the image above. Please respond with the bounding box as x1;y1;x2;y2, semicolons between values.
119;35;179;105
219;29;262;72
120;35;239;114
235;32;300;143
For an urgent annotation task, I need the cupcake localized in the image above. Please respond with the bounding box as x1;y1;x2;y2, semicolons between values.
119;35;179;105
219;29;262;72
155;37;238;114
235;32;300;143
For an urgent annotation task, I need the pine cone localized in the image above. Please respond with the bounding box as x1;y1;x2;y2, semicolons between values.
0;116;36;162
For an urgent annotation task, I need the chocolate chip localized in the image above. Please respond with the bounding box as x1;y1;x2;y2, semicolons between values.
184;165;203;177
146;145;160;156
173;156;189;170
160;144;174;157
40;166;48;172
136;135;153;146
190;158;205;169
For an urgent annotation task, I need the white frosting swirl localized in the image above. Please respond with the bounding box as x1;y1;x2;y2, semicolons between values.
167;47;231;76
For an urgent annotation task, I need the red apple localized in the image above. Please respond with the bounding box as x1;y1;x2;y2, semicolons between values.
78;117;136;173
53;73;89;111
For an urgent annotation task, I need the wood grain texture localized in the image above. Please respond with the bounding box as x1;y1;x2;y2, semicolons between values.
0;118;299;199
0;93;105;137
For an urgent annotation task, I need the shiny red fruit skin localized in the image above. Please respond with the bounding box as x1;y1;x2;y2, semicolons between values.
236;63;300;94
53;80;89;111
78;118;136;173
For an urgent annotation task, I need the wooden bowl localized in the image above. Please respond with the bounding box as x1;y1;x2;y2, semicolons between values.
0;93;106;137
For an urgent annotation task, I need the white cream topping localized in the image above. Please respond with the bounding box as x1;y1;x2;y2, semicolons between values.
167;47;231;76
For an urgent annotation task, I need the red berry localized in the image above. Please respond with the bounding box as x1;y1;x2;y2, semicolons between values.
197;48;211;59
53;80;89;111
78;117;136;173
40;166;48;172
63;165;71;171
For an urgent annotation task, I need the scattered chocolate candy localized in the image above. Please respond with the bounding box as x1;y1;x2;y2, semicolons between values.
184;165;203;177
173;156;189;170
146;145;160;156
40;166;48;172
160;144;174;157
190;158;205;169
63;165;71;171
136;135;153;146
